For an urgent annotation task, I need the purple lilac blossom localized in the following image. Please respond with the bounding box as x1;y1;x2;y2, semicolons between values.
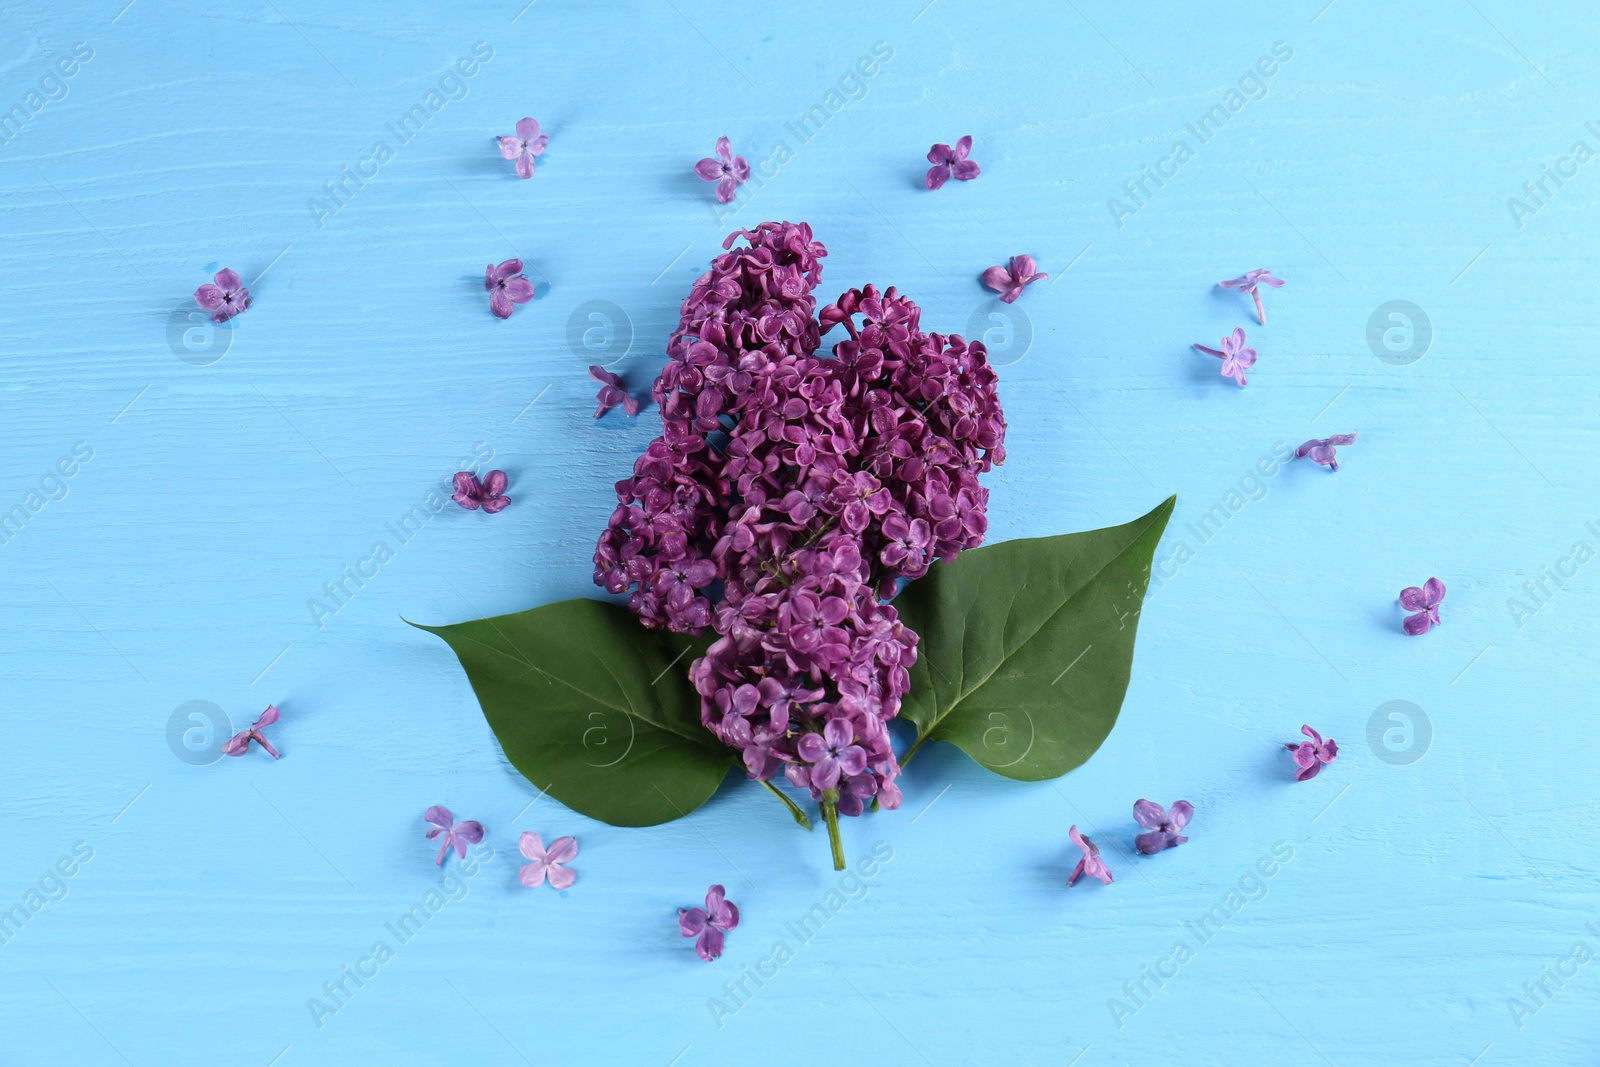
1399;577;1446;635
1296;433;1358;471
592;221;1006;819
1133;799;1193;855
1219;269;1285;324
981;255;1048;304
926;136;980;189
694;137;750;204
1285;725;1338;781
194;268;251;324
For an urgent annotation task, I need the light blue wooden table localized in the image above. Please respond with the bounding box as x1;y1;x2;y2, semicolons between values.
3;1;1595;1063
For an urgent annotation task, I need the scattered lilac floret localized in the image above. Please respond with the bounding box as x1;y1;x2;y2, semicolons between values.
1219;269;1285;324
925;135;980;189
1133;799;1193;855
679;884;740;961
1285;725;1338;782
1067;825;1113;886
694;137;750;204
221;705;281;759
1193;328;1258;387
1399;577;1446;635
485;259;535;319
1296;433;1358;472
452;470;510;513
194;268;251;324
498;117;549;179
424;806;484;866
981;255;1048;304
590;365;640;418
518;832;578;889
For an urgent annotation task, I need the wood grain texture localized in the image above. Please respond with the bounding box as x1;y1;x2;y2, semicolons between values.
2;0;1597;1064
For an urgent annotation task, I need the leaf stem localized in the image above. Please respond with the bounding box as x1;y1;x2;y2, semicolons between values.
898;735;927;770
758;779;813;830
821;798;846;871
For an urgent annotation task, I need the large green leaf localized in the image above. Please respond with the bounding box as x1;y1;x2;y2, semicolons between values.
894;496;1175;781
409;600;732;827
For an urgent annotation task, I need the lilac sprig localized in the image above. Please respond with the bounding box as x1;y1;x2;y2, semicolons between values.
1193;328;1257;387
592;221;1006;868
1219;269;1284;325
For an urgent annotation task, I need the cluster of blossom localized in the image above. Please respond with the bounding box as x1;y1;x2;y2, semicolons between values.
593;221;1005;821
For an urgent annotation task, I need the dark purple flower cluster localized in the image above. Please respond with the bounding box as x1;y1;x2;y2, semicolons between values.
593;221;1005;822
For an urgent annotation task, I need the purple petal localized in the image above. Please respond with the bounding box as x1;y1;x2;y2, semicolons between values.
1169;800;1194;830
504;277;535;304
1423;577;1446;607
214;268;241;290
926;143;953;165
925;165;949;191
481;470;508;497
823;717;852;749
498;136;522;161
953;134;973;160
715;177;738;203
546;863;576;890
1134;830;1168;855
1398;586;1427;611
714;135;733;163
515;152;535;179
836;746;868;777
716;899;739;931
1326;432;1358;447
518;862;548;888
455;820;484;844
424;805;454;829
1320;739;1339;763
1228;327;1247;350
678;907;707;936
519;831;546;862
731;156;750;181
255;705;280;727
980;266;1012;294
453;472;482;497
1132;799;1166;829
694;158;725;181
480;495;511;514
495;258;524;282
696;927;725;961
490;289;514;318
544;836;578;864
515;117;540;141
1403;611;1434;636
1296;761;1323;782
796;732;827;762
1067;857;1087;886
810;757;841;791
1259;273;1286;287
221;731;251;755
951;160;981;181
194;284;226;309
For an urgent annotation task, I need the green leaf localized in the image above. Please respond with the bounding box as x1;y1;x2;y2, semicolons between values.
409;600;733;827
894;496;1175;781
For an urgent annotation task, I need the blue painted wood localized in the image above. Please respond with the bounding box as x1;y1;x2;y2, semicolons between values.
2;1;1596;1063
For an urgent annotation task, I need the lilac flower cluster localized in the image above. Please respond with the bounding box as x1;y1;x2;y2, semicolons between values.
593;221;1005;828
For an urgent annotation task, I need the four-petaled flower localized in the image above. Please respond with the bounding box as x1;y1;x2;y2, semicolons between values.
221;704;281;759
424;805;484;866
1296;433;1358;472
452;470;510;513
925;135;980;189
1133;799;1193;855
1285;725;1338;782
518;832;578;889
796;718;867;791
1219;269;1285;325
1399;577;1446;635
1193;328;1258;387
485;259;536;319
981;255;1048;304
498;117;549;179
1067;825;1113;886
590;365;640;418
694;137;750;204
194;268;251;324
678;884;740;961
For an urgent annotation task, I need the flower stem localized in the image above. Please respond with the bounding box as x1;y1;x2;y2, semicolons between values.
1192;344;1224;358
821;798;846;871
758;779;813;830
898;735;927;770
1253;292;1266;325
